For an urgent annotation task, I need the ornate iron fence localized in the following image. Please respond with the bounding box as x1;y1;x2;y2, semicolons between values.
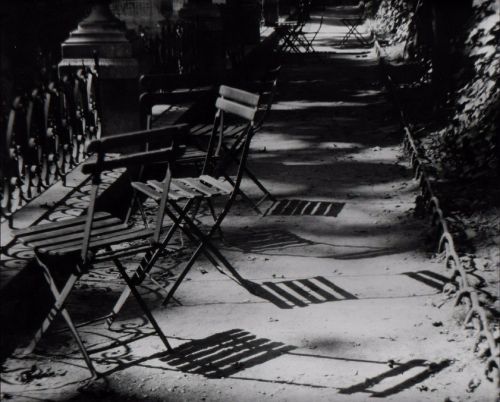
1;65;101;227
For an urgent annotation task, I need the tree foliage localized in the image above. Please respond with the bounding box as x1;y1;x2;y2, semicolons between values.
374;0;499;179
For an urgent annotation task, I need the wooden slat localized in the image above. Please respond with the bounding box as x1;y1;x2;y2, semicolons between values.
199;175;233;194
86;124;187;153
170;179;204;198
144;180;181;201
14;212;111;237
131;181;162;201
219;86;260;107
82;147;173;174
216;98;256;121
177;147;206;163
93;244;152;262
223;124;245;138
20;216;123;243
178;178;221;196
189;124;212;136
42;228;153;256
29;222;129;249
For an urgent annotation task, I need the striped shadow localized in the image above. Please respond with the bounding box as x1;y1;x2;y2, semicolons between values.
244;276;357;309
265;199;345;217
162;329;295;378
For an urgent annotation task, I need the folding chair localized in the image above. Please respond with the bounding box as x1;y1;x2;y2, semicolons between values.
275;0;317;55
339;4;369;47
217;66;282;209
13;124;188;377
339;18;369;47
139;72;216;129
108;85;259;317
141;72;280;214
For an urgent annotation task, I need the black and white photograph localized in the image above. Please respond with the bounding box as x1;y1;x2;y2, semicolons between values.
0;0;498;400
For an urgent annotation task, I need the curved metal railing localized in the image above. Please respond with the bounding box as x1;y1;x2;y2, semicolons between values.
374;39;499;388
1;66;101;227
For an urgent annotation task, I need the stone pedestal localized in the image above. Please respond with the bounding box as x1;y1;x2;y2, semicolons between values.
59;0;140;136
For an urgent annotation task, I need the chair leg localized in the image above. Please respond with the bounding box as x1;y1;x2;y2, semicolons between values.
224;174;262;215
162;243;203;306
60;309;99;378
161;220;245;307
112;257;172;352
168;201;246;281
18;256;98;377
205;198;224;240
162;204;225;271
243;166;276;204
107;200;196;326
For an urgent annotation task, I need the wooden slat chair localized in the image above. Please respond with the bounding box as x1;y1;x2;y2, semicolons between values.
141;70;281;213
108;87;259;318
139;72;216;129
339;3;369;47
215;69;282;210
13;124;188;378
275;0;313;54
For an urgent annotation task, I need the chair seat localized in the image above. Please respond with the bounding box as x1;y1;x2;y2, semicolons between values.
15;212;153;257
190;123;245;138
132;175;233;202
177;147;206;163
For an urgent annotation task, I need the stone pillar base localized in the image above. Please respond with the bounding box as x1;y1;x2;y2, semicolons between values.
58;0;140;136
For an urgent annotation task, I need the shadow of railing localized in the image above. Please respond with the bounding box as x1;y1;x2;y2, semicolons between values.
161;329;295;378
265;199;345;217
338;359;451;397
243;276;357;309
403;270;450;291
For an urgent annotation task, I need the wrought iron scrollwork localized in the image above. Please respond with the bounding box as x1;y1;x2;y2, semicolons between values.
1;66;101;227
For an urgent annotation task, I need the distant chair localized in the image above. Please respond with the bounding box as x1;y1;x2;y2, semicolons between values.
339;2;370;47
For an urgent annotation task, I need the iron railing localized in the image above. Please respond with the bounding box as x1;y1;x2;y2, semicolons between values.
1;65;101;227
374;39;499;388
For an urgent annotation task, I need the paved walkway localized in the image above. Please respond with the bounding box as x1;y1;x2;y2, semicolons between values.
1;5;495;402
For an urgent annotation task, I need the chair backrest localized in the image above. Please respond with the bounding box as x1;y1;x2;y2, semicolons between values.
78;124;188;262
138;72;216;130
139;72;213;93
202;86;260;187
254;65;281;131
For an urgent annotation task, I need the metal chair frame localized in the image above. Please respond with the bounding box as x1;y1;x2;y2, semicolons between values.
13;124;189;378
108;86;260;317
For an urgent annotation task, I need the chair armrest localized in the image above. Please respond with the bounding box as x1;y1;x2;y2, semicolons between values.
86;124;189;154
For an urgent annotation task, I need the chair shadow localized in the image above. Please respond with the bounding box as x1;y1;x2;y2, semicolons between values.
402;270;450;291
161;329;295;378
242;276;357;309
225;228;316;253
338;358;451;397
223;228;413;260
265;199;345;217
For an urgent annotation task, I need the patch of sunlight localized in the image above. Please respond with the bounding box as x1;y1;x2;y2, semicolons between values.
288;80;327;84
256;137;320;151
273;101;368;110
351;90;383;97
318;142;364;149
